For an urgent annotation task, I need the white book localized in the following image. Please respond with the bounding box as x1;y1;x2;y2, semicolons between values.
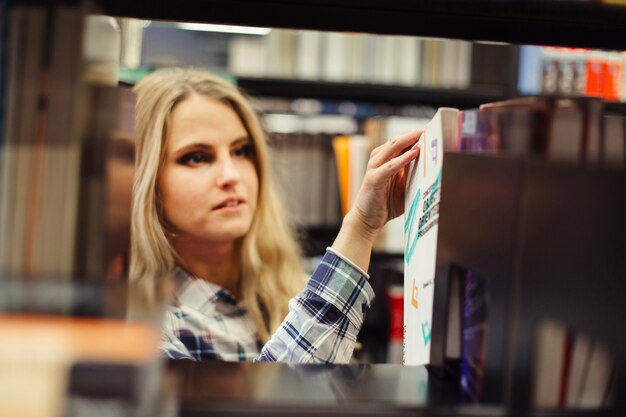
361;33;379;83
395;36;421;86
420;38;437;87
566;333;592;407
457;40;472;88
579;342;613;408
440;39;460;88
295;30;322;80
532;320;567;408
265;29;296;78
345;33;365;83
376;35;397;84
228;36;267;77
403;108;459;365
321;32;347;81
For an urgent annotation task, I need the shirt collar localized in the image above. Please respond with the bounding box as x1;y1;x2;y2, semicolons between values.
173;266;239;313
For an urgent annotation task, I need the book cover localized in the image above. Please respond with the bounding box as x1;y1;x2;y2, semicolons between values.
403;107;459;365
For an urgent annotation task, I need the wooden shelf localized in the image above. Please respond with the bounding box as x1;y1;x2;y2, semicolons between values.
98;0;626;49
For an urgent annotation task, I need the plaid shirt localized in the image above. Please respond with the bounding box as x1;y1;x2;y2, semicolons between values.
161;249;374;363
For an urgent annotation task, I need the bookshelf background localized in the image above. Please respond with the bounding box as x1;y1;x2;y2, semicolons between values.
1;0;625;415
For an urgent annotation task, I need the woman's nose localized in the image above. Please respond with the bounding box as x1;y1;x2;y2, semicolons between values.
215;155;241;188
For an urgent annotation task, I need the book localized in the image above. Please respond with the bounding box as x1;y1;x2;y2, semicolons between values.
394;36;421;86
517;45;543;95
295;30;322;80
533;319;569;408
228;36;267;77
321;31;347;82
331;135;351;216
532;319;615;410
403;107;459;365
265;29;296;79
0;5;46;278
603;114;626;169
460;269;488;403
479;96;604;165
31;5;87;279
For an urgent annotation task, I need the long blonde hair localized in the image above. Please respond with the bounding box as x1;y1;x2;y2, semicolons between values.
130;67;305;341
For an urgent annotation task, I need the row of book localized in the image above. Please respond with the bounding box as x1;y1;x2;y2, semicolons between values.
264;113;355;228
264;95;624;257
460;96;625;169
228;29;473;89
534;319;614;409
400;103;622;407
0;4;134;281
263;113;435;254
518;45;626;102
443;268;614;409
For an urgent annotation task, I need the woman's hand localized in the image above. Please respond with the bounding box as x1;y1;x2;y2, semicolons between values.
349;129;423;239
332;129;423;272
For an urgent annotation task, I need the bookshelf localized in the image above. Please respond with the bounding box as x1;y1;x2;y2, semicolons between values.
237;77;509;109
2;0;625;415
98;0;626;50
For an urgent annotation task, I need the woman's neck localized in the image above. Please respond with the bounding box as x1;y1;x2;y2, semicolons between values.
172;238;242;300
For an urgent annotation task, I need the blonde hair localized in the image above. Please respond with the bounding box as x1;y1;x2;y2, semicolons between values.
130;67;305;342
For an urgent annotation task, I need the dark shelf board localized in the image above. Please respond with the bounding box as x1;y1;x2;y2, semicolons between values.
604;101;626;115
236;77;507;110
97;0;626;50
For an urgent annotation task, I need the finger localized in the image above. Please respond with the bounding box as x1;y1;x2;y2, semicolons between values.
368;128;423;169
369;143;420;185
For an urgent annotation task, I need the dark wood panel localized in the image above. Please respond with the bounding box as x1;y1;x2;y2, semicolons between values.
96;0;626;49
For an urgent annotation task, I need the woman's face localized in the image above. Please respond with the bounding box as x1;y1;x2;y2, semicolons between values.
158;94;259;245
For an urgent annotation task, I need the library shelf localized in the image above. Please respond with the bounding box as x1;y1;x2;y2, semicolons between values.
96;0;626;50
236;77;508;110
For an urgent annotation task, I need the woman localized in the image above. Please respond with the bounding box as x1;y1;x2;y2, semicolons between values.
130;67;422;363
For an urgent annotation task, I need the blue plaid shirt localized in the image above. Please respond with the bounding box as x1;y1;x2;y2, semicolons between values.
161;249;374;363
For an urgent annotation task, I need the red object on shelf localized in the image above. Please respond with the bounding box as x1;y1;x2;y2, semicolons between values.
387;285;404;363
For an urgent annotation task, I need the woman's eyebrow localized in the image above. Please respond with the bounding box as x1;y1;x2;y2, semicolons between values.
172;136;250;154
229;136;251;146
173;142;213;154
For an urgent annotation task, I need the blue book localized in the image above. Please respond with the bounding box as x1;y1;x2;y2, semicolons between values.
518;45;543;96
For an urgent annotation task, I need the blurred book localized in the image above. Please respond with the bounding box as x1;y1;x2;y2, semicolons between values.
0;4;137;284
478;96;605;166
533;318;615;410
227;30;476;89
265;112;354;229
518;45;626;101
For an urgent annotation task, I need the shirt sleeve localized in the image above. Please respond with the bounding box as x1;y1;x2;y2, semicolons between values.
257;249;375;364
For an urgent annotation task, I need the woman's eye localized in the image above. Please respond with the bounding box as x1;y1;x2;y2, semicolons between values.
178;152;213;166
233;144;254;158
